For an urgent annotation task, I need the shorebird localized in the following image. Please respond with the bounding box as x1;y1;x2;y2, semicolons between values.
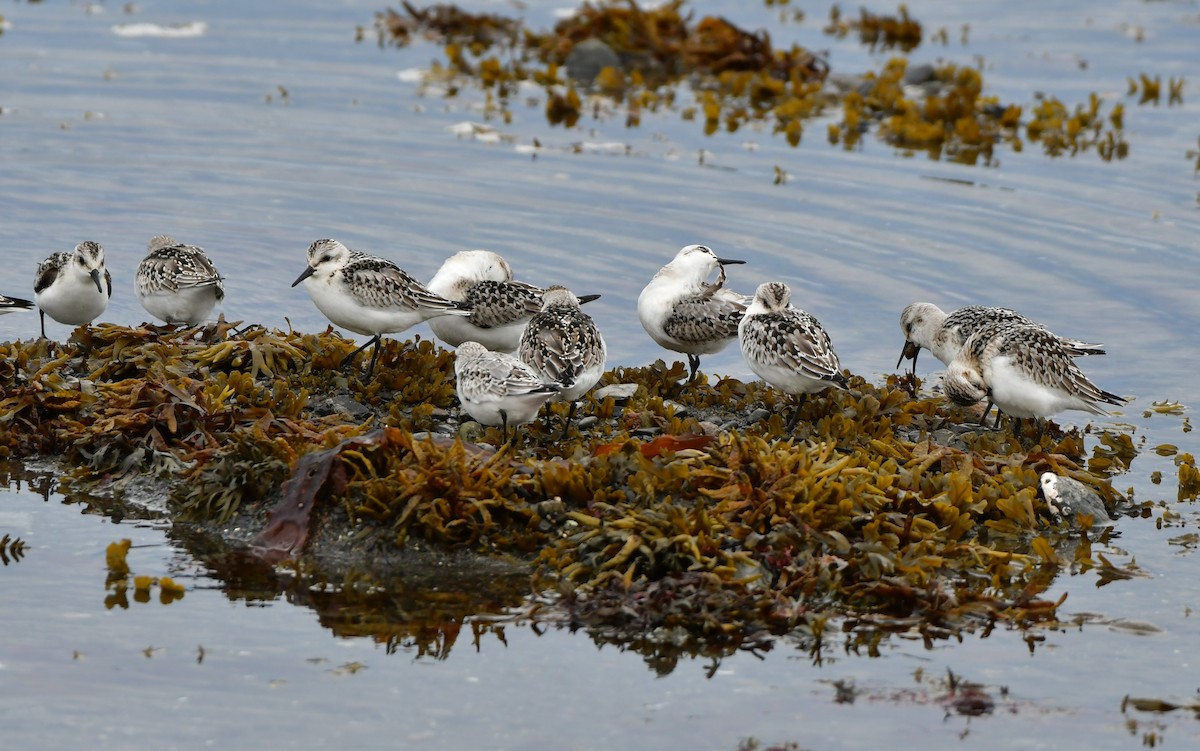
454;340;563;444
33;241;113;338
135;235;225;325
638;244;750;382
942;319;1124;434
739;281;849;429
518;285;607;439
897;302;1104;374
426;249;599;352
291;238;470;379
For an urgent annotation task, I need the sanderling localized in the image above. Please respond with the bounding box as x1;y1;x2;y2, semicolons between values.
898;302;1104;374
942;320;1125;433
739;282;849;427
426;249;600;353
33;241;113;338
454;340;563;443
518;285;607;439
638;244;750;382
136;235;225;325
1040;472;1114;529
1;293;34;314
291;239;471;379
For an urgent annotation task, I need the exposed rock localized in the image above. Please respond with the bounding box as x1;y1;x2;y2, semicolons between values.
565;38;621;83
1040;472;1114;529
594;383;639;402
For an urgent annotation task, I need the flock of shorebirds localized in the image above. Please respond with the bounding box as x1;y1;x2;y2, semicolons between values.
1;239;1126;442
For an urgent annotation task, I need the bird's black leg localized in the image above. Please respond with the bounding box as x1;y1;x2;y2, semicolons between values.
977;398;995;427
559;401;577;442
39;309;47;340
364;336;384;380
785;394;808;432
687;354;701;383
499;409;510;445
340;335;381;377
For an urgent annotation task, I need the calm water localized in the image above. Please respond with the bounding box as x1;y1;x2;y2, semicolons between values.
2;1;1199;748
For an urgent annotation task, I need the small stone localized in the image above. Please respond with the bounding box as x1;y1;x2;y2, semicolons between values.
826;73;867;95
328;395;370;421
931;429;970;451
746;408;772;424
576;415;599;430
565;38;620;83
458;421;485;443
903;62;936;85
594;383;639;402
697;421;720;436
663;400;689;417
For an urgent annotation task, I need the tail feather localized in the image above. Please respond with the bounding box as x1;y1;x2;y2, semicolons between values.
1062;339;1105;357
1100;389;1126;407
1;295;35;312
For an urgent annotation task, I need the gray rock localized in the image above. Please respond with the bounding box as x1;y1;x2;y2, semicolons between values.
1040;472;1114;529
313;394;371;421
565;38;620;83
903;62;937;86
826;73;868;96
930;428;970;451
746;408;772;424
594;383;639;402
576;415;599;430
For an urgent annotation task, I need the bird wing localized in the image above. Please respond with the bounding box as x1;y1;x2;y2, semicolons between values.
1001;326;1124;407
466;280;542;328
747;310;847;385
463;354;556;398
520;310;604;386
138;245;223;295
661;287;747;345
34;252;69;294
345;256;463;312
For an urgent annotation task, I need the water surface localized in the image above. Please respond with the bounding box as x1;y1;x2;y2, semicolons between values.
2;1;1199;748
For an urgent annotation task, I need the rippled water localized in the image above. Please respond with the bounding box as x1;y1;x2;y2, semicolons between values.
2;1;1199;748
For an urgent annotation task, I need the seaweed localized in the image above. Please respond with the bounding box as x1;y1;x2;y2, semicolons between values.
371;1;1160;167
0;323;1151;663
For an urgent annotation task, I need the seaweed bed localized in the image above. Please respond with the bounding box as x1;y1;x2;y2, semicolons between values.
360;0;1188;167
0;321;1160;666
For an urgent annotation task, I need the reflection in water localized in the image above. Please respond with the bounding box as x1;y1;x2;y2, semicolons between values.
174;510;532;661
0;532;29;566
